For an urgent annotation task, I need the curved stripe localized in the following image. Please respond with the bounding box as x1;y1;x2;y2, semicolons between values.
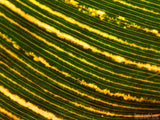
1;30;160;104
0;68;93;120
1;12;159;85
1;12;160;102
1;44;160;112
1;1;160;119
0;107;21;120
1;0;160;73
113;0;160;15
1;13;159;86
80;80;160;103
63;0;160;37
28;0;160;52
1;44;160;117
0;39;159;109
0;75;131;118
0;53;144;118
0;85;62;120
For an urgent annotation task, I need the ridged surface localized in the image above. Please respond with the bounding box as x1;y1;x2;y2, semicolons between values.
0;0;160;119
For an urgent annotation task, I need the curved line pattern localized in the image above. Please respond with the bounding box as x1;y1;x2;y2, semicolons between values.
0;0;160;119
0;106;21;120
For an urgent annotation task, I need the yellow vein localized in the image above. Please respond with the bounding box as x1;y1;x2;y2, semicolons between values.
2;63;159;114
0;31;20;49
1;48;159;117
0;0;160;116
64;0;106;20
0;74;133;118
13;0;160;80
1;11;159;86
0;70;92;120
0;66;133;118
2;0;160;73
1;44;160;111
1;17;160;103
3;6;160;86
113;0;160;15
28;0;160;51
0;106;21;120
63;0;160;37
0;84;62;120
140;0;160;7
80;80;160;103
26;50;160;99
1;29;160;104
1;46;159;111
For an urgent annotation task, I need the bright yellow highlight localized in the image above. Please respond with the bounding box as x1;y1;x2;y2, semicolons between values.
0;61;151;113
1;12;160;107
72;102;133;117
28;0;160;52
1;0;160;104
1;11;158;86
129;23;160;37
0;63;89;119
0;73;135;118
25;52;71;77
117;16;127;21
1;45;159;110
1;0;160;73
1;0;160;118
114;0;160;15
0;85;62;120
64;0;160;37
65;0;79;6
1;13;159;104
25;52;50;67
0;32;20;49
27;50;160;99
2;30;158;104
152;29;159;34
80;80;160;103
2;26;158;103
65;0;106;20
0;107;21;120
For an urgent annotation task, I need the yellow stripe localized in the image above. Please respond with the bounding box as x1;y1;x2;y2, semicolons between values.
63;0;160;37
0;62;92;119
113;0;160;15
1;45;160;111
28;0;160;50
72;102;131;117
140;0;160;7
1;29;160;104
1;0;160;73
0;31;20;49
1;11;159;86
2;9;159;86
1;18;160;104
64;0;106;20
0;73;134;118
25;51;160;101
0;85;62;120
0;77;131;118
80;80;160;103
1;0;160;118
2;61;159;111
135;113;160;118
0;106;21;120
